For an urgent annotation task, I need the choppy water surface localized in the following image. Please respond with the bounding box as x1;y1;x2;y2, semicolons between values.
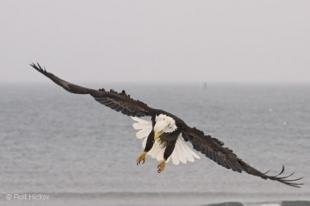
0;83;309;205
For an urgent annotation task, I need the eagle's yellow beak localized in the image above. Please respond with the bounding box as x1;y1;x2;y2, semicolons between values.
154;131;163;140
154;121;166;140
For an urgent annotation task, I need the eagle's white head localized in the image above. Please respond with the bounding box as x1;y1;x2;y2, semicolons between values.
154;114;177;139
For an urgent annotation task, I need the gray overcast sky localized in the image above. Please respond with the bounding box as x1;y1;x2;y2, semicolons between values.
1;0;309;83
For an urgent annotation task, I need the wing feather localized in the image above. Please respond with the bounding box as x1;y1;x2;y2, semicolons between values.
182;126;303;188
30;63;154;117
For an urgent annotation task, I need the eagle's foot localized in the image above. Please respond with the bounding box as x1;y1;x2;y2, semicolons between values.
136;152;146;165
157;160;166;173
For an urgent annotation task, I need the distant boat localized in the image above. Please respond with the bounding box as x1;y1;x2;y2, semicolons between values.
203;82;208;90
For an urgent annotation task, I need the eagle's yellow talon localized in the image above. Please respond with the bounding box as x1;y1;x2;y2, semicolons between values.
136;152;146;165
157;160;166;173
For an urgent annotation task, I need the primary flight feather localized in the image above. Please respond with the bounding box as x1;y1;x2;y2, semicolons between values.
29;63;303;188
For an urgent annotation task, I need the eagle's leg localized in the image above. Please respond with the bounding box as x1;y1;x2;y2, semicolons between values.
136;152;147;165
157;140;176;173
137;131;155;165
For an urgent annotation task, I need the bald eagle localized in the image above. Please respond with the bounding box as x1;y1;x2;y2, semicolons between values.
30;63;303;188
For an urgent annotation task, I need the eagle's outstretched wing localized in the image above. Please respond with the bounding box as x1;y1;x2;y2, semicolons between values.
30;63;155;117
182;127;303;187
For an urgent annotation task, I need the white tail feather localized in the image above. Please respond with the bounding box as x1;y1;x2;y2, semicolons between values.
131;117;152;139
131;117;200;165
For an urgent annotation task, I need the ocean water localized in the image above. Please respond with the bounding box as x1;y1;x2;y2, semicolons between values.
0;83;309;205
